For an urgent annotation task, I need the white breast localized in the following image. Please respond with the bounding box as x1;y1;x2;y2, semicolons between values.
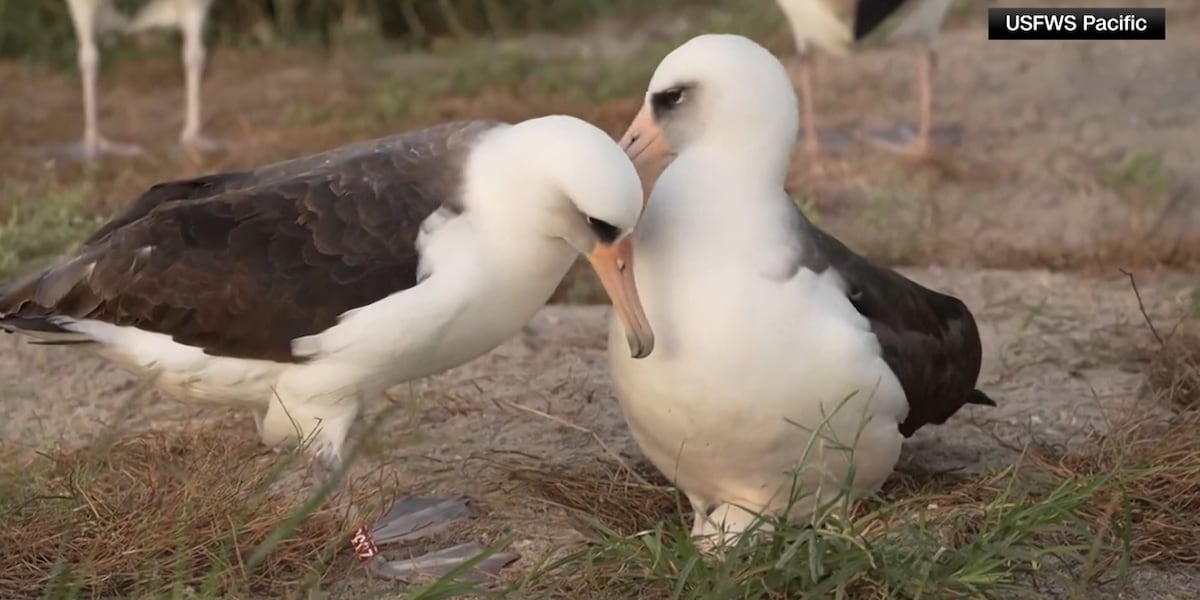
608;168;909;520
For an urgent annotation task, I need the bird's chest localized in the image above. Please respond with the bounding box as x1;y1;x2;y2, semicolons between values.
609;257;909;497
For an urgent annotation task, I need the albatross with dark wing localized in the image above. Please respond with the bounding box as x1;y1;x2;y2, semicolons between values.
774;0;965;157
610;34;993;544
1;115;655;578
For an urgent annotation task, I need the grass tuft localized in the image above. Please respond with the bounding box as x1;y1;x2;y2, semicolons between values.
0;419;389;599
508;455;1107;600
1141;333;1200;411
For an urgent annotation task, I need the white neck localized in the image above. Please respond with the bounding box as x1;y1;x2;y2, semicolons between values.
640;137;801;272
680;136;793;189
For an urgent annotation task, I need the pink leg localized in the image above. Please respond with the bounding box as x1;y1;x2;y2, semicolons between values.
861;45;959;159
913;44;934;156
178;0;222;154
55;0;144;160
797;53;821;156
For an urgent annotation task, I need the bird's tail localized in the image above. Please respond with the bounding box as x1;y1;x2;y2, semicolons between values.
0;316;94;346
0;256;96;346
968;389;996;407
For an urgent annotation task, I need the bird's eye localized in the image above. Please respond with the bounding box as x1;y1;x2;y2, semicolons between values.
651;86;689;113
587;217;620;244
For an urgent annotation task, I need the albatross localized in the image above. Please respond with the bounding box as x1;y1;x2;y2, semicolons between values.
609;34;993;544
774;0;964;157
0;115;654;578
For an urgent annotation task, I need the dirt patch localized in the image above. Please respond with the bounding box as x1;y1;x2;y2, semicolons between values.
1;268;1196;597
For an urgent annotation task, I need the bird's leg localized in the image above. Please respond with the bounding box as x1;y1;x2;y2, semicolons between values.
337;466;519;582
862;44;960;158
178;0;221;154
354;496;519;583
796;51;821;156
691;502;772;555
913;43;935;156
689;497;710;538
297;409;518;583
58;0;143;160
75;9;101;152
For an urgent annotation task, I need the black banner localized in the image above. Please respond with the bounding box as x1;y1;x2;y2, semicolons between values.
988;7;1166;40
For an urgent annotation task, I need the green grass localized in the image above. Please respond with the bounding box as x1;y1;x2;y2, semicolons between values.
0;182;103;280
370;0;784;117
498;469;1112;600
1098;149;1173;211
0;0;714;66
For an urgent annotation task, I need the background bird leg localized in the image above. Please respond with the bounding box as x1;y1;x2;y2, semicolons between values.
860;43;962;158
59;0;144;160
179;0;221;153
797;51;821;156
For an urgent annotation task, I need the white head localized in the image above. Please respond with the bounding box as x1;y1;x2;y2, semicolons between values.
465;114;654;358
618;34;799;178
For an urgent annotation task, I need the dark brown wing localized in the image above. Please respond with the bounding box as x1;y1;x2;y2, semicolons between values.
0;120;504;363
801;220;994;437
855;0;911;39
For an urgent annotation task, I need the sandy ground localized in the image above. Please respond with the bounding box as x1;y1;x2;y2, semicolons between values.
2;1;1199;597
2;267;1197;598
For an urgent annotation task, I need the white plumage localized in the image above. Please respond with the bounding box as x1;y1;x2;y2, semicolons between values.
611;33;989;544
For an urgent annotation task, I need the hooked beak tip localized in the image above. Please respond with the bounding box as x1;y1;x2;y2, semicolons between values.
628;332;655;359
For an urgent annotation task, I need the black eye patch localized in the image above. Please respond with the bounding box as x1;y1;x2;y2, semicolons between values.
650;84;692;117
587;217;620;244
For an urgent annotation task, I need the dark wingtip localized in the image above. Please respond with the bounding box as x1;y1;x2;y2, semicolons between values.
0;316;70;335
969;389;996;407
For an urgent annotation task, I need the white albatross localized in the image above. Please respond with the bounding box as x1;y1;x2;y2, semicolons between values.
0;115;654;579
608;34;993;545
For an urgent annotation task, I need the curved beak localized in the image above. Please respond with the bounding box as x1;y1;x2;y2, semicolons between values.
619;104;672;171
587;238;654;359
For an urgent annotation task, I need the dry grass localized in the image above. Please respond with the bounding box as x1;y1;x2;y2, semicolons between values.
502;457;677;537
1042;414;1200;568
1141;333;1200;411
0;421;393;599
